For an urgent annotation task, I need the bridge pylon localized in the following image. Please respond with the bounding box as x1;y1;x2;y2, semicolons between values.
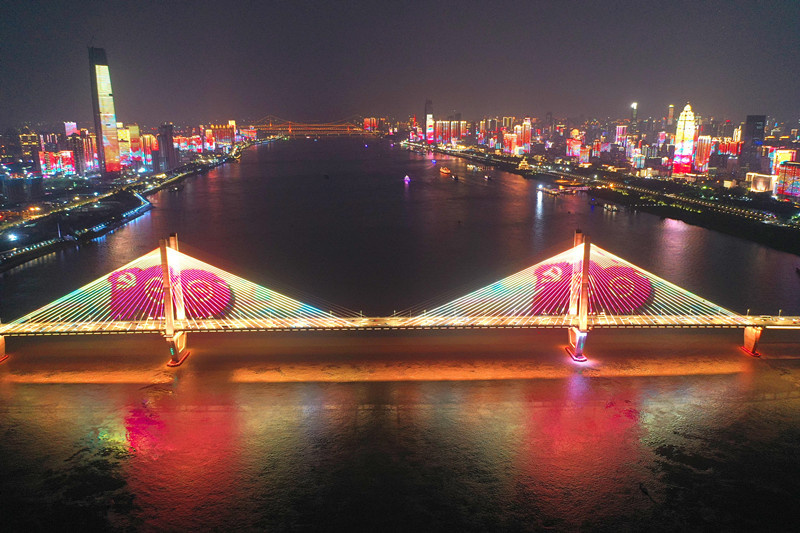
742;326;763;357
567;230;591;362
0;330;6;363
160;235;190;367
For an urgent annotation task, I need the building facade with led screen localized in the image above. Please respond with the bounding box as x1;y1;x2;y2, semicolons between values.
89;47;120;174
673;104;696;175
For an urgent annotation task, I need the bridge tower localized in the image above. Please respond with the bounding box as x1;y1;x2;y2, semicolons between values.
161;233;189;367
567;230;590;362
0;323;6;363
743;326;763;357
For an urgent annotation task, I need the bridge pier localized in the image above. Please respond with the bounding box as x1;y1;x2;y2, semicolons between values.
566;230;590;363
0;335;7;363
165;331;189;367
161;235;189;367
742;326;763;357
567;327;588;362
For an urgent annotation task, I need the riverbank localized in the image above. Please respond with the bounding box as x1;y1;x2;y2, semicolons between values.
0;141;261;273
0;191;151;273
413;142;800;257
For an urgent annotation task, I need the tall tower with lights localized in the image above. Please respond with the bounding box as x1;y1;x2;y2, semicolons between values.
673;103;696;175
89;47;120;175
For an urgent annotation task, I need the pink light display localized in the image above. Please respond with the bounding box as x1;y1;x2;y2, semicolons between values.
530;260;653;315
109;267;233;320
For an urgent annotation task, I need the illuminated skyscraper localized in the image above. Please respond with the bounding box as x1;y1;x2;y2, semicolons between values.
18;126;38;161
667;104;675;127
424;99;434;144
694;135;712;173
117;123;131;167
673;103;696;174
89;47;120;174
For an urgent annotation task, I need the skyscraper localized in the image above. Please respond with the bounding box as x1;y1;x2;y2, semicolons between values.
694;135;712;173
740;115;766;172
667;104;675;127
673;103;696;175
424;99;434;144
89;47;120;175
157;123;177;171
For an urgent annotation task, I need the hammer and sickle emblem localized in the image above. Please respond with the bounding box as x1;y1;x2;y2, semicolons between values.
541;265;563;282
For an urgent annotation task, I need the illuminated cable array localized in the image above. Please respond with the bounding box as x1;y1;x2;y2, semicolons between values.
404;244;748;327
163;248;356;330
3;248;357;334
1;243;749;336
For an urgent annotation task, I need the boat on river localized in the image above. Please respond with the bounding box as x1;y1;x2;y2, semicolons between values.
439;167;452;176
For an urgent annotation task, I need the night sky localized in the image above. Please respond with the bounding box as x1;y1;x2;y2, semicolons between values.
2;0;799;128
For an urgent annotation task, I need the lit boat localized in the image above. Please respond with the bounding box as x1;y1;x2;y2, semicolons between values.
404;175;411;183
603;204;619;212
439;167;452;175
517;157;531;170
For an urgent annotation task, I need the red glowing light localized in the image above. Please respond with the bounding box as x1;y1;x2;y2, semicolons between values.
531;260;653;315
108;267;233;320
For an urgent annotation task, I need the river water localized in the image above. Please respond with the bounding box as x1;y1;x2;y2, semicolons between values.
1;138;800;530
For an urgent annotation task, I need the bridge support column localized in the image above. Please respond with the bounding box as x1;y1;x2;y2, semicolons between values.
566;229;590;363
160;237;189;367
567;327;588;362
0;335;7;363
165;331;189;367
742;326;763;357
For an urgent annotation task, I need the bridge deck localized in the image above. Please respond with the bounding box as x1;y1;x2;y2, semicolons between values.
3;315;797;336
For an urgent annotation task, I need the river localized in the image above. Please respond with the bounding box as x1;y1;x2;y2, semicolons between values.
1;138;799;530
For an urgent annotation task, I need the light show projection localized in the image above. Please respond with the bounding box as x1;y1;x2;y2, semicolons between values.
95;64;120;172
404;244;746;328
2;243;748;335
6;248;357;334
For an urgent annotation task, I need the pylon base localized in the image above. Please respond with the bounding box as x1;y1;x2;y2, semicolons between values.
565;346;588;363
166;351;190;367
739;346;760;358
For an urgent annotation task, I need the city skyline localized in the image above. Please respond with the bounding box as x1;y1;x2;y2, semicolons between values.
2;0;799;127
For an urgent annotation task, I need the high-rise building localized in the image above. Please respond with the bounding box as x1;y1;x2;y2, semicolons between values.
128;124;141;167
667;104;675;127
740;115;766;172
117;123;131;167
673;104;696;174
68;133;86;175
140;134;158;171
630;103;638;132
776;161;800;199
157;123;177;171
18;126;38;161
64;122;78;137
424;100;434;144
89;47;120;174
694;135;712;173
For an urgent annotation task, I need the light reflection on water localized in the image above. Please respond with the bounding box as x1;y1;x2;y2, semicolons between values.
1;330;800;529
2;139;800;529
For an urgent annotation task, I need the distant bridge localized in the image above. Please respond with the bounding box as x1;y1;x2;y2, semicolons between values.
1;232;796;366
250;115;371;137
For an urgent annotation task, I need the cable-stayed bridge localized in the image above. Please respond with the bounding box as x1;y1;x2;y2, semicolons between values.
1;232;796;366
